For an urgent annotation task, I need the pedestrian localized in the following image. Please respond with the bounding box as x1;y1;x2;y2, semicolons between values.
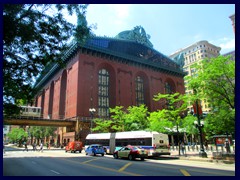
204;140;208;151
32;142;37;151
40;142;43;152
23;142;28;152
181;142;185;155
224;139;231;153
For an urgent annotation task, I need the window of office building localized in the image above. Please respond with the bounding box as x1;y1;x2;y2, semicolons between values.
98;69;110;117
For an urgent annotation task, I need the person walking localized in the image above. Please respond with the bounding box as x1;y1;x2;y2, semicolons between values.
224;139;231;153
23;142;28;152
40;142;43;152
181;142;185;155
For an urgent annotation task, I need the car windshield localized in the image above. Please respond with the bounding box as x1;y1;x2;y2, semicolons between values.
132;147;140;150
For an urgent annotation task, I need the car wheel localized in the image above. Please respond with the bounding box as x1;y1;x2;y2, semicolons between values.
79;150;82;153
102;153;104;156
141;157;145;161
128;154;135;160
65;150;67;153
74;150;76;153
113;154;118;159
86;153;88;155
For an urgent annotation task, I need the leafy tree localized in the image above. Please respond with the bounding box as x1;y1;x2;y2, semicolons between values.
186;55;235;137
148;92;188;155
92;118;113;133
3;4;93;115
7;128;28;147
92;105;150;133
109;106;127;132
125;104;149;131
28;126;57;144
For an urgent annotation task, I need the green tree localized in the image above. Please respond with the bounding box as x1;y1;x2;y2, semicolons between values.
3;4;93;115
125;104;149;131
148;92;188;155
7;128;28;147
92;118;114;133
186;55;235;137
28;126;56;144
92;105;150;133
109;106;127;132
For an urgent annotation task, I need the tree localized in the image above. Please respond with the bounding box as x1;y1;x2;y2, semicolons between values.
125;104;149;131
186;55;235;137
28;126;57;144
92;118;113;133
3;4;93;115
7;128;28;147
148;92;188;155
109;106;127;132
91;105;150;133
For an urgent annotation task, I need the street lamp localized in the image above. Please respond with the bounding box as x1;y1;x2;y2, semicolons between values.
89;108;96;133
193;99;208;158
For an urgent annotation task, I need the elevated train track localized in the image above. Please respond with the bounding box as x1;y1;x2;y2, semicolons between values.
3;116;76;127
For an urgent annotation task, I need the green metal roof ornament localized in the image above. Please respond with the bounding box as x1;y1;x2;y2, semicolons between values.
115;26;153;48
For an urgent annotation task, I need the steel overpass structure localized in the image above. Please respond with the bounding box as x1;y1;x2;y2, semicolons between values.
3;115;76;127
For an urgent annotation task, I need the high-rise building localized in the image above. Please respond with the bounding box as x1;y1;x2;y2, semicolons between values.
169;40;221;112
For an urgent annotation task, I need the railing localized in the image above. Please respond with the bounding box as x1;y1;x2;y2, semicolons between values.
170;144;235;154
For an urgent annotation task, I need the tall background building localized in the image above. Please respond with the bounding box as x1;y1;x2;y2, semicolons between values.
169;40;221;112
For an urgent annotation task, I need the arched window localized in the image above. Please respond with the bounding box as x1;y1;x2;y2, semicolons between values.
165;82;172;94
135;76;144;106
98;69;110;117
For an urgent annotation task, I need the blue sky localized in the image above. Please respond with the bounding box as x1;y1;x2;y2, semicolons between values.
68;4;235;56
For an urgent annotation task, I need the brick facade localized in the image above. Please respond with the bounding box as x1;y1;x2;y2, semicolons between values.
34;37;185;145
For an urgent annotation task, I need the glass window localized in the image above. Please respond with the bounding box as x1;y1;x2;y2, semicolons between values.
135;76;144;106
165;82;172;94
98;69;110;117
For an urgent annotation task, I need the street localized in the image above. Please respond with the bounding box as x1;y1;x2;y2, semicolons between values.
3;146;235;176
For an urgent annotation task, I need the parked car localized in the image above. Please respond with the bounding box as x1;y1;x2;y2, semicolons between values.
65;141;83;153
113;145;148;161
85;144;105;156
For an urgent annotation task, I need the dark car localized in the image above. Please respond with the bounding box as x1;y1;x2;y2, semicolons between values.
85;144;105;156
113;145;148;161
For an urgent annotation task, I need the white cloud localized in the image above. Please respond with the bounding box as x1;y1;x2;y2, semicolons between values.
219;38;235;50
210;37;235;54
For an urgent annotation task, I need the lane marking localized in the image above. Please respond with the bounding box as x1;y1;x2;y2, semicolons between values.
180;169;191;176
63;158;142;176
82;158;99;164
118;162;132;172
50;170;60;175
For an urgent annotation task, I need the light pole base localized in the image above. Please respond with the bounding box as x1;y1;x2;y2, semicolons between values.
199;151;208;158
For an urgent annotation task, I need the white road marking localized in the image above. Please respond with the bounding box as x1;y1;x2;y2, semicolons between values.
50;170;60;175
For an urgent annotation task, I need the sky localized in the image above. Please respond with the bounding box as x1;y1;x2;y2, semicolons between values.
67;4;235;56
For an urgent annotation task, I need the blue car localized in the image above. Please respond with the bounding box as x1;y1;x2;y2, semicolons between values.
85;144;105;156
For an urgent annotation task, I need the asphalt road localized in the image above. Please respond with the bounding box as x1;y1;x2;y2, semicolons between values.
3;147;235;176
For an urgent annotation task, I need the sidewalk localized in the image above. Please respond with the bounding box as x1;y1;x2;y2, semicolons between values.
169;150;235;164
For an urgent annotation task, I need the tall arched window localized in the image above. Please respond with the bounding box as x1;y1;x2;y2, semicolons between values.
165;82;172;94
98;69;110;117
135;76;144;106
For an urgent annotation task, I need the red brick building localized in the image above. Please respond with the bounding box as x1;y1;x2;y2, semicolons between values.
34;26;185;145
